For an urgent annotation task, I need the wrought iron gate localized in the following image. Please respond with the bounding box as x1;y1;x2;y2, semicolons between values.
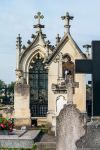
29;53;48;117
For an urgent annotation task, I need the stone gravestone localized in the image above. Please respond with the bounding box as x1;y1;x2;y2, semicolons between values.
56;95;67;115
56;74;85;150
52;95;67;133
56;104;85;150
76;121;100;150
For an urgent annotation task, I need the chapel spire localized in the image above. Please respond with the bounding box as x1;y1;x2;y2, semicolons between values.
33;12;45;33
16;34;22;70
61;12;74;34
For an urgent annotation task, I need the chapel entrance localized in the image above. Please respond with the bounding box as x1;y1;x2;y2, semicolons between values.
29;53;48;117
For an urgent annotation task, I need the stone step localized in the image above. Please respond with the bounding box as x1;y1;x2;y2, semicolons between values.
36;142;56;150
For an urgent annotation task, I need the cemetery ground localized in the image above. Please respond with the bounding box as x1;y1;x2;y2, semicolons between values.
0;83;56;150
0;108;56;150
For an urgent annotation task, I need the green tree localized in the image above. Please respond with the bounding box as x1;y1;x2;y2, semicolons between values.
0;80;15;104
0;80;6;103
0;80;6;88
7;82;15;96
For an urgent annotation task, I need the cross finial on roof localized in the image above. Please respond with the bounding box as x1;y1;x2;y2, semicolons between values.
16;34;22;50
56;34;61;45
34;12;45;32
34;12;44;24
61;12;74;34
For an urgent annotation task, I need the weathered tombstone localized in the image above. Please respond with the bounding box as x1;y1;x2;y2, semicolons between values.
76;121;100;149
56;73;84;150
56;104;85;150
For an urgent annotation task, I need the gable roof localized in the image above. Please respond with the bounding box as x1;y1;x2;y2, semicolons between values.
47;33;86;64
20;32;46;62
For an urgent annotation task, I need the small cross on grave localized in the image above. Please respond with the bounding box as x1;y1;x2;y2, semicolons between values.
75;41;100;116
65;75;79;104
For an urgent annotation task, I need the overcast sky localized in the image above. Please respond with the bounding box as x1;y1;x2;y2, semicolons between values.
0;0;100;84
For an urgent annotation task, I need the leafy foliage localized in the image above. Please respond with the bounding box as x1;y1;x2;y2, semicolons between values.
0;115;14;131
0;80;15;104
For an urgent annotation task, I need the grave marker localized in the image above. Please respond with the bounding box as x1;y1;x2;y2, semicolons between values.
75;41;100;116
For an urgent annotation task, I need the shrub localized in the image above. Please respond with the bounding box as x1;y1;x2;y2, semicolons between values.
0;116;14;132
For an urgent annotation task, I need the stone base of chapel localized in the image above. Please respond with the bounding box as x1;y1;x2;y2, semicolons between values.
14;118;31;128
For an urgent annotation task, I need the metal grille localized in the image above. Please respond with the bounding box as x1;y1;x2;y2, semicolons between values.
29;53;48;117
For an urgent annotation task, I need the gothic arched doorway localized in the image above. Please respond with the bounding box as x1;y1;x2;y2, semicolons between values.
29;53;48;117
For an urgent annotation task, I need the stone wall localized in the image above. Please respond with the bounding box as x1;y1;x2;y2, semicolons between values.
56;104;85;150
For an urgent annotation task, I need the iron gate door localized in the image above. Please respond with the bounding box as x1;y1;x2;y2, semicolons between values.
29;53;48;117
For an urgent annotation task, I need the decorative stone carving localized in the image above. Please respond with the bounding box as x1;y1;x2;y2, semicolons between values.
16;70;26;84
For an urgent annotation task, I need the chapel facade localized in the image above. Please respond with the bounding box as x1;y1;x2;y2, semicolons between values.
14;12;86;127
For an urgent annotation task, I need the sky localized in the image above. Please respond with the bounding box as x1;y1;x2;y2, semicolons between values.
0;0;100;84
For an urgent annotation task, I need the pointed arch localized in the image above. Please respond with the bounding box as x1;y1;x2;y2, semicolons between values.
29;52;48;117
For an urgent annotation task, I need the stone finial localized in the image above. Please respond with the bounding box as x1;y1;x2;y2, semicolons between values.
56;34;61;45
22;45;26;50
61;12;74;34
31;34;36;39
42;33;47;39
49;45;55;51
46;40;50;46
27;40;31;45
34;12;45;32
16;34;22;70
16;34;22;50
83;44;91;58
44;40;51;59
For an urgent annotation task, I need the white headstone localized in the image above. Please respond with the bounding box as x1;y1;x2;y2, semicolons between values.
56;95;67;115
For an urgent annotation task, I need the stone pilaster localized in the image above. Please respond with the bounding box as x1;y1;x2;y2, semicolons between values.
14;83;31;127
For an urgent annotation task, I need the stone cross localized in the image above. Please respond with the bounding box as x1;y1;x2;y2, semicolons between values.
75;41;100;116
56;34;61;45
34;12;44;25
61;12;74;34
65;75;79;104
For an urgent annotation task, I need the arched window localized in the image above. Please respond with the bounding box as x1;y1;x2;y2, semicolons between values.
62;54;74;79
29;53;48;117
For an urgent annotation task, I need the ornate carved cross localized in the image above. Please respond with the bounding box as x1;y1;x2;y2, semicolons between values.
65;75;79;104
34;12;44;25
61;12;74;33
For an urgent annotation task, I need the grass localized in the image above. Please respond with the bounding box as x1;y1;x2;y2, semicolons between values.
0;144;37;150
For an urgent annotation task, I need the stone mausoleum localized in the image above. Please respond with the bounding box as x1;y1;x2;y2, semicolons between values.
14;12;87;127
